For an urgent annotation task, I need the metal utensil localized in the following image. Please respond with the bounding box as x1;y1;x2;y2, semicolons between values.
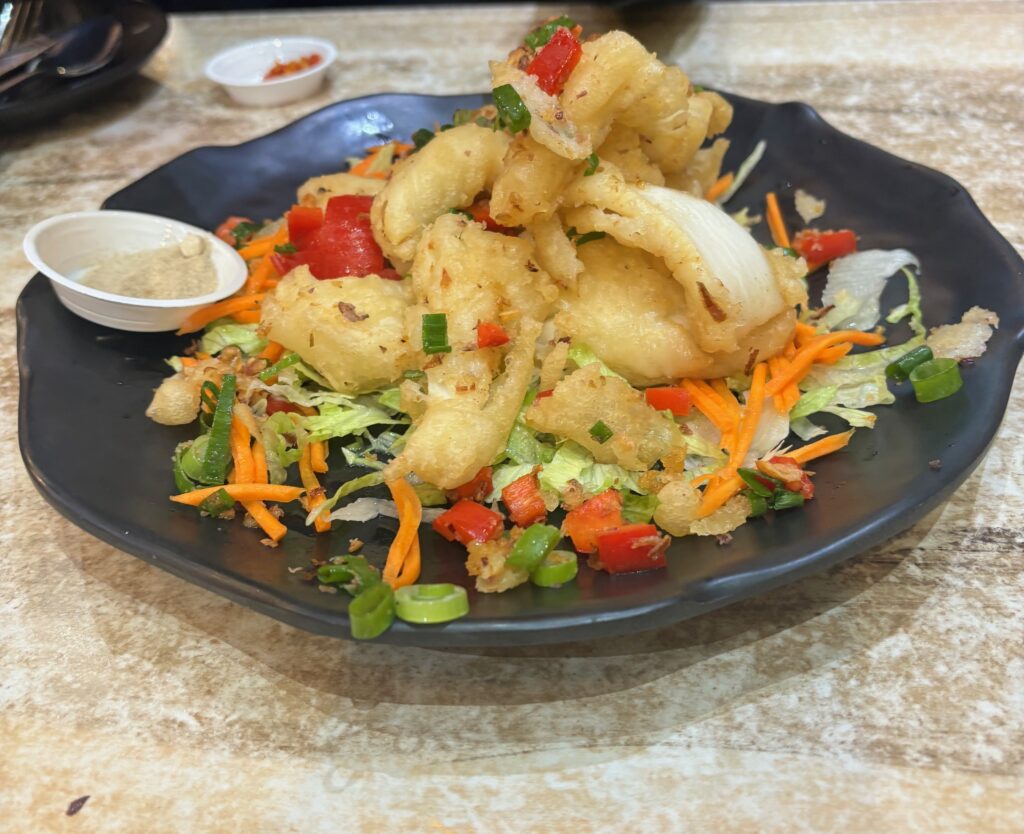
0;15;122;96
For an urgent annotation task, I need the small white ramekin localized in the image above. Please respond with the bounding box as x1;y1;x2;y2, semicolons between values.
23;210;248;332
204;37;336;107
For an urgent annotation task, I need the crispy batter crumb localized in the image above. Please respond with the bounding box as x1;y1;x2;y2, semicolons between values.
348;538;364;553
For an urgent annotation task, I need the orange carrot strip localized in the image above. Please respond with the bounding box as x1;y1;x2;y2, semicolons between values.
768;356;789;413
681;380;736;433
765;191;790;249
251;437;268;485
237;226;288;261
231;310;262;324
177;294;264;334
244;501;288;543
230;416;255;482
785;382;802;411
310;440;328;474
720;429;736;455
229;416;287;541
259;341;284;362
690;473;714;488
179;357;199;368
383;479;422;588
704;171;734;202
170;484;304;506
245;254;277;294
299;445;331;533
697;473;744;518
817;343;853;364
711;379;741;421
794;321;818;346
729;363;768;470
765;332;885;397
789;430;855;465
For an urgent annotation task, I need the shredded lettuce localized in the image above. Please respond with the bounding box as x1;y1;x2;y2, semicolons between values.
804;337;924;409
720;139;766;203
621;492;659;524
200;323;266;356
377;387;403;413
488;463;538;501
302;402;402;443
261;411;304;484
791;386;838;420
820;249;919;331
539;441;643;497
885;267;925;337
790;416;827;441
821;404;876;428
166;357;184;373
567;342;626;380
312;471;387;523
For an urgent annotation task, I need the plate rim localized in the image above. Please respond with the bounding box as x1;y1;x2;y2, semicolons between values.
16;90;1024;646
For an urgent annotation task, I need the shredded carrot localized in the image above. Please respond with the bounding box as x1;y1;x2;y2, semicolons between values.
310;440;328;474
720;429;736;455
768;356;789;413
690;473;715;488
704;171;734;202
230;416;254;481
817;343;853;364
765;191;790;249
170;484;304;506
697;473;743;518
794;321;818;345
765;331;885;397
350;149;388;178
383;479;423;588
245;254;277;294
245;500;288;543
177;294;264;334
789;430;855;465
259;341;284;362
711;379;741;422
251;437;268;484
179;357;199;368
228;416;287;541
231;310;262;324
785;382;802;411
237;226;288;261
728;363;768;470
681;380;736;433
299;445;331;534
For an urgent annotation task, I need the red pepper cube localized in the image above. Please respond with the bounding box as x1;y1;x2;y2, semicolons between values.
644;386;693;416
449;467;494;502
476;321;510;349
563;488;624;554
432;499;504;546
593;524;669;574
525;27;583;96
501;473;548;528
286;205;323;249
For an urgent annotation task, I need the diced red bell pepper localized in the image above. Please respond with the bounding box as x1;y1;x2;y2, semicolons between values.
563;488;624;554
432;499;504;546
286;205;324;249
768;455;815;500
477;321;510;349
534;389;554;401
526;27;582;96
644;386;692;416
449;467;494;502
214;216;254;246
274;196;388;280
501;473;548;527
792;228;858;265
265;394;304;416
593;524;670;574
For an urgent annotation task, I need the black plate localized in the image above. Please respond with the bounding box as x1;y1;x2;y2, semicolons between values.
17;92;1024;646
0;0;166;131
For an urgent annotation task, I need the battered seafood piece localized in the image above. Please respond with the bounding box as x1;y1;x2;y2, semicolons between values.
525;362;685;469
409;212;558;348
385;318;543;489
489;134;582;226
261;265;416;394
370;124;510;268
297;172;385;208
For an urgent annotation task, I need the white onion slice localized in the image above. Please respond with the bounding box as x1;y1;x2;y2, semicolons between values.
640;185;782;319
822;249;919;331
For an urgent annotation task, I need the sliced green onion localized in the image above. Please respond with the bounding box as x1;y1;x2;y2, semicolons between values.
448;207;474;220
394;583;470;624
910;357;963;403
737;467;774;497
274;242;297;254
745;491;769;517
198;487;234;516
421;313;452;354
198;380;219;429
886;345;934;382
530;550;578;588
692;84;705;93
771;489;805;511
778;246;798;258
348;582;396;640
318;556;380;596
411;128;434;149
259;353;302;381
506;524;562;572
524;15;576;49
230;221;262;247
574;231;606;246
173;446;197;494
584;153;599;176
589;420;613;444
198;374;235;485
179;435;209;482
402;369;426;381
493;84;531;134
452;108;476;126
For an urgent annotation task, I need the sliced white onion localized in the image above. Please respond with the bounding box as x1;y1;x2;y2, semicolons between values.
720;139;765;203
640;185;782;319
822;249;919;331
927;306;999;360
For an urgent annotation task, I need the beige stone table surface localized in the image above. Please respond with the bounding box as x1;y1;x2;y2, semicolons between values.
2;2;1023;831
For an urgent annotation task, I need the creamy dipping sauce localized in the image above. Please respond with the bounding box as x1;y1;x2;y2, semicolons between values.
79;235;218;300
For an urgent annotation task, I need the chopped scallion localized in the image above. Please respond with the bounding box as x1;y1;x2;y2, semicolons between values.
910;357;963;403
584;152;599;176
259;353;302;381
230;221;262;247
492;84;531;133
411;128;434;149
886;345;934;382
402;369;426;380
737;467;774;497
274;242;297;254
524;16;576;49
448;207;474;220
198;374;235;485
574;231;606;246
198;487;235;516
421;313;452;354
589;420;613;444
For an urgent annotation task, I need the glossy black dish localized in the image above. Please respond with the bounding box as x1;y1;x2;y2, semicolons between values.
0;0;166;131
17;92;1024;645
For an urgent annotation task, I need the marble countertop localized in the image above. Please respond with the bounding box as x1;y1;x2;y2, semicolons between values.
2;2;1023;831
